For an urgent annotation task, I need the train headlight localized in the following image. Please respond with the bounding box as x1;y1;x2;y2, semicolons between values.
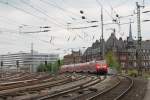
102;64;107;68
96;64;100;69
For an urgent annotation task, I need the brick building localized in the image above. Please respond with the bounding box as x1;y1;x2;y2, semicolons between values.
63;50;82;65
63;23;150;69
82;22;150;68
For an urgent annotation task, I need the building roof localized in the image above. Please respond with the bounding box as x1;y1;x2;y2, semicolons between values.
83;39;104;56
105;32;125;51
141;40;150;49
128;21;133;42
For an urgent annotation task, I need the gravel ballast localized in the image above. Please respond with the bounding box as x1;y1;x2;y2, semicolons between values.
120;77;148;100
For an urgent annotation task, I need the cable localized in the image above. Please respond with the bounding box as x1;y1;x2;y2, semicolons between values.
40;0;95;24
69;25;98;29
39;0;78;21
95;0;114;20
20;0;67;28
0;15;22;26
0;0;67;30
0;1;47;22
40;0;81;18
0;27;53;46
113;0;130;9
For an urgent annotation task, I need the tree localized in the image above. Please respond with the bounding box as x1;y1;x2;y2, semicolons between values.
105;51;120;71
52;59;64;73
37;63;47;72
37;59;64;73
47;63;52;72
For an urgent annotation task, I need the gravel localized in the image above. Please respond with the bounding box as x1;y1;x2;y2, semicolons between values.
120;77;148;100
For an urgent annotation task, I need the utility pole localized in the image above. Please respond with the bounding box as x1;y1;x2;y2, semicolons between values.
0;61;3;78
91;47;93;61
31;42;34;73
136;2;144;76
101;7;105;60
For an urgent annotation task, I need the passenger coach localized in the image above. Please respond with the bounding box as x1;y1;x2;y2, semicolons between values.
60;60;108;74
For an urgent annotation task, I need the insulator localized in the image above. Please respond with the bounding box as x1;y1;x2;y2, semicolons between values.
80;10;84;14
116;14;119;17
82;16;85;19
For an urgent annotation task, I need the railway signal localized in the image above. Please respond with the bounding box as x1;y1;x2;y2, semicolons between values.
0;61;3;78
16;60;19;67
45;61;47;66
57;59;61;67
16;60;19;72
0;61;3;67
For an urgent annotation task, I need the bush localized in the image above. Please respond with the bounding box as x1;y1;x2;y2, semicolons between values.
128;69;138;77
37;59;64;73
105;51;120;72
37;63;47;72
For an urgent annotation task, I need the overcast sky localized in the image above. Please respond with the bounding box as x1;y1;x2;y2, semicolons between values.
0;0;150;56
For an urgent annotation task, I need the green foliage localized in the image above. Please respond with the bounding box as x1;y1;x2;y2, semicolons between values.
52;59;64;73
105;51;120;71
128;69;138;77
37;59;64;73
37;63;47;72
143;72;150;79
46;63;52;72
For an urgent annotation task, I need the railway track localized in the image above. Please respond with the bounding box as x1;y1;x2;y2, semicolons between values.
0;74;54;91
0;74;83;100
0;72;28;81
34;75;104;100
86;75;133;100
1;73;38;82
14;74;86;100
0;74;67;95
0;73;133;100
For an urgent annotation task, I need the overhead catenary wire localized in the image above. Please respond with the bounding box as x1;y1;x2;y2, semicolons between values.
40;0;84;19
0;32;59;53
21;0;69;24
113;0;130;9
0;0;68;30
40;0;95;23
0;27;59;46
1;0;147;54
0;15;51;29
95;0;114;20
39;0;78;21
0;1;47;23
19;0;67;29
0;15;22;26
69;25;98;29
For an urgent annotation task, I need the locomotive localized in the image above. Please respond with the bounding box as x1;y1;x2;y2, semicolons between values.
60;60;108;74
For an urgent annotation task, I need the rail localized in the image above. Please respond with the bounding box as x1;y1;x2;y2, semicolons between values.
87;75;133;100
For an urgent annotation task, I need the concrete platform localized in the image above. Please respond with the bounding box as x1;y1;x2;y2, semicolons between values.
144;78;150;100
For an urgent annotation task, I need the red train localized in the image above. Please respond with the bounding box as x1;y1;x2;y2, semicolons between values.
60;60;108;74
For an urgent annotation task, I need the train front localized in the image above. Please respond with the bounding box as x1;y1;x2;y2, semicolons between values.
95;60;108;74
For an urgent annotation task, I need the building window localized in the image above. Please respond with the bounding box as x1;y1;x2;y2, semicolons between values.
121;62;125;68
134;62;136;67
